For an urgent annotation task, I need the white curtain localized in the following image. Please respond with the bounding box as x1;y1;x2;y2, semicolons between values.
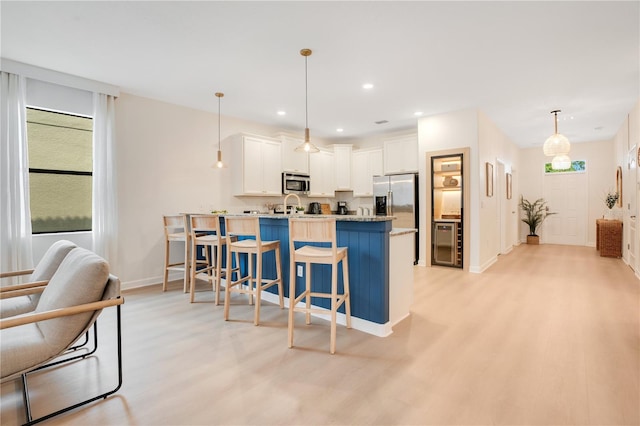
0;72;33;274
92;93;117;266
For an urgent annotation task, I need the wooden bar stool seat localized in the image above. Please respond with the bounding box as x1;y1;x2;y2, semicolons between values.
288;217;351;354
224;216;284;325
189;214;239;304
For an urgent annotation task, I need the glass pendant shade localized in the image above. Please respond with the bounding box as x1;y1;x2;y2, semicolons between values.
295;128;320;153
216;149;223;168
543;133;570;157
551;154;571;170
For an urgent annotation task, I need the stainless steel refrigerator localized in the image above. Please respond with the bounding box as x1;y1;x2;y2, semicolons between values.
373;173;419;264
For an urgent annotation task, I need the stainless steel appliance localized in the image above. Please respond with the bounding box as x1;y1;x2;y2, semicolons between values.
308;202;321;214
337;201;348;215
373;173;419;263
282;172;310;195
434;222;456;265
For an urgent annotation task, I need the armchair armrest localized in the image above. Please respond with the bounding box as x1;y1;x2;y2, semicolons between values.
0;280;48;299
0;296;124;330
0;269;35;279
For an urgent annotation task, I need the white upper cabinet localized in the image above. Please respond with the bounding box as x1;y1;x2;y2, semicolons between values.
279;135;309;174
352;149;383;197
333;144;352;191
383;134;418;175
309;149;335;197
231;134;282;196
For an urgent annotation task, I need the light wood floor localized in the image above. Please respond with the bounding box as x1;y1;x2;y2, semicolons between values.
2;244;639;425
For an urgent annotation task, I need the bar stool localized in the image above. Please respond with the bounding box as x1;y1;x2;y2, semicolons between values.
189;214;240;304
288;217;351;354
162;214;190;293
224;216;284;325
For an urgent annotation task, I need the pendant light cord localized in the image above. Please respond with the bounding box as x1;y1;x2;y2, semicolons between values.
218;95;221;150
305;55;309;129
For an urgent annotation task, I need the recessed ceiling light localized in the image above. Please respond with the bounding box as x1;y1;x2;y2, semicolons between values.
362;83;374;90
277;110;286;116
414;111;423;116
336;128;344;133
375;120;389;125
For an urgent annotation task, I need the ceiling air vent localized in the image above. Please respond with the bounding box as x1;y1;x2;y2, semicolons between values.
375;120;389;125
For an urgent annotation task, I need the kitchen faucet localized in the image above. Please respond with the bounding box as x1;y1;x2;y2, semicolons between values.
283;193;302;215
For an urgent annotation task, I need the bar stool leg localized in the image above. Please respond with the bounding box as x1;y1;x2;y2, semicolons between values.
305;262;312;325
224;247;233;321
214;245;221;306
288;258;296;348
275;245;284;308
330;260;338;354
183;236;190;293
163;239;170;292
247;253;254;306
343;252;352;329
254;251;262;326
189;238;197;303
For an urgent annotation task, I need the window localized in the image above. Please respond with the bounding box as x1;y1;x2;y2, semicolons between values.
27;107;93;233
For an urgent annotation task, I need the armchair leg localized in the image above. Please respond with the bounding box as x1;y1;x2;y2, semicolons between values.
21;303;123;426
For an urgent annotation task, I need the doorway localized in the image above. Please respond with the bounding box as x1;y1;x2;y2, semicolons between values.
430;153;463;268
543;171;588;245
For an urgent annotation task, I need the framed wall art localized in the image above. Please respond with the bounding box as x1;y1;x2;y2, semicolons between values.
486;162;493;197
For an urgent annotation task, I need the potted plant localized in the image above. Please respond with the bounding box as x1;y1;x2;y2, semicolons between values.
519;196;555;244
603;190;619;220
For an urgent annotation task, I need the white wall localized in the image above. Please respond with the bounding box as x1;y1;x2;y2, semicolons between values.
416;109;520;273
418;109;479;270
477;110;520;270
614;100;639;275
114;93;285;288
519;140;614;246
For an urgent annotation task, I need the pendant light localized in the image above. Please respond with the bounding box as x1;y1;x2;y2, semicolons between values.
295;49;320;153
551;154;571;170
215;92;225;168
542;110;570;157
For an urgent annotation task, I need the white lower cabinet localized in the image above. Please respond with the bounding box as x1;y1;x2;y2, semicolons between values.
309;150;335;197
231;134;282;196
352;149;383;197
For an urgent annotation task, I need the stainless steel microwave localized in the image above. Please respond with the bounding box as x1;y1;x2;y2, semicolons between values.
282;172;310;195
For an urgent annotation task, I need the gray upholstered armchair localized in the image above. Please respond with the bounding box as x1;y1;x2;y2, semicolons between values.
0;246;124;425
0;239;76;318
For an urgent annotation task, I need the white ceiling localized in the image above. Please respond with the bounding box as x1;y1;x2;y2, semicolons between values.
2;1;638;147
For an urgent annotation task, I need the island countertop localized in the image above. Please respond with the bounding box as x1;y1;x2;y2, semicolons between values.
222;213;394;222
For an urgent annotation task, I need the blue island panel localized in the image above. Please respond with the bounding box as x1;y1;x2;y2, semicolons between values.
254;218;390;325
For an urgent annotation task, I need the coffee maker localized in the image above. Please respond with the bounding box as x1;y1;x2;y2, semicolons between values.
337;201;348;215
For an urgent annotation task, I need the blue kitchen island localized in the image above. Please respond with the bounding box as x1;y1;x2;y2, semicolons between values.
223;214;414;336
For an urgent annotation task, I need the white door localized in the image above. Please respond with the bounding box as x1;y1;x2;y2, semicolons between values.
543;171;588;245
496;161;507;254
626;145;637;271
